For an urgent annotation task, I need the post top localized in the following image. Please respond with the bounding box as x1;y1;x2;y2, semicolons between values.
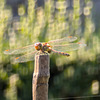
35;52;49;56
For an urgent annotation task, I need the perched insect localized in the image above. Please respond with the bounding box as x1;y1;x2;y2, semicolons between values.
4;36;86;63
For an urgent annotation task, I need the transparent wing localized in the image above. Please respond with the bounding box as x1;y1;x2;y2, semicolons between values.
48;36;77;45
52;42;86;52
13;51;37;63
4;44;35;55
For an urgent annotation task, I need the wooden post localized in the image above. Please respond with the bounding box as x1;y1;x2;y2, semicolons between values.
32;53;50;100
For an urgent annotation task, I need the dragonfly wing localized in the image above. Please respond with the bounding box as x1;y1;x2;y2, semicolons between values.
13;51;37;63
52;42;86;52
4;44;35;55
48;36;77;45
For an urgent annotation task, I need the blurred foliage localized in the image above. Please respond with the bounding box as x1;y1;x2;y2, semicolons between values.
0;0;100;100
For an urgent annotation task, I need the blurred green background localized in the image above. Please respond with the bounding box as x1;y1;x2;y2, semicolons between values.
0;0;100;100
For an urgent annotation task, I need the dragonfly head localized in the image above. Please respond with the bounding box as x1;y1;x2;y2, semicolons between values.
34;42;42;50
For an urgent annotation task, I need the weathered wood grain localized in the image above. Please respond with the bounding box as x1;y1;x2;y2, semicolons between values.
32;53;50;100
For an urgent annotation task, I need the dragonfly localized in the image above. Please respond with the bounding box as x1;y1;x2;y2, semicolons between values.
4;36;86;63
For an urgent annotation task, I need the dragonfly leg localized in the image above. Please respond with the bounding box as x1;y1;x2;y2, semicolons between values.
51;49;70;56
37;50;48;55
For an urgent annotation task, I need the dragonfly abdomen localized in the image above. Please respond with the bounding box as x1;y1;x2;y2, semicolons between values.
51;49;70;56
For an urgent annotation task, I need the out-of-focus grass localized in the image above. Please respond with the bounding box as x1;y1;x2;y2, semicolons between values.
0;0;100;100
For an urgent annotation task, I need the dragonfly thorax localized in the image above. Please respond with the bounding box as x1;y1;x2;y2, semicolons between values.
34;42;52;53
42;43;50;51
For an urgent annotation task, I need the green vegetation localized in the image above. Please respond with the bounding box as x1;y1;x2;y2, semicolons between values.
0;0;100;100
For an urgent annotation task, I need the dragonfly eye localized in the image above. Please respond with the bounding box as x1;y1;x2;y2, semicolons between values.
34;43;42;50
